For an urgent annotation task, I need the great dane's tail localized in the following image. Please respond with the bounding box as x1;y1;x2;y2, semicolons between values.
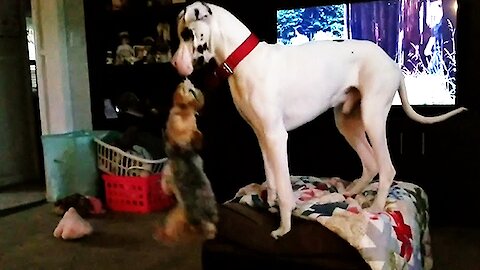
398;76;468;124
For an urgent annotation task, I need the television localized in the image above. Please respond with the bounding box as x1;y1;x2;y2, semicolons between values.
276;0;458;106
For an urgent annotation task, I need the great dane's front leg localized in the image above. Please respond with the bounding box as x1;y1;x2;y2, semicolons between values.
255;132;277;210
258;128;296;239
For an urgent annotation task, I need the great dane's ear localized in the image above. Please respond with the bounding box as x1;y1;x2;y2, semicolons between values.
177;8;186;22
184;1;213;24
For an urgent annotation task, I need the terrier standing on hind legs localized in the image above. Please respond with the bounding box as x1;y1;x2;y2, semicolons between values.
170;1;467;239
154;79;218;244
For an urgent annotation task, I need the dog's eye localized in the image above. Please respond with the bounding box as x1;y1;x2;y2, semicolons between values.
189;89;198;100
181;28;194;41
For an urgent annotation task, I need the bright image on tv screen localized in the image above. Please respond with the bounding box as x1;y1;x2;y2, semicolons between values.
277;0;458;105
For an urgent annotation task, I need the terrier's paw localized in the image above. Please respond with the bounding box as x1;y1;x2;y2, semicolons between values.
202;222;217;240
152;229;168;242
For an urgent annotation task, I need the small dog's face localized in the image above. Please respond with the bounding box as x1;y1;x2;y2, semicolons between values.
173;79;204;112
166;79;205;150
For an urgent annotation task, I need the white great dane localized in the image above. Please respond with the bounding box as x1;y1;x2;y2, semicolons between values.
171;1;467;239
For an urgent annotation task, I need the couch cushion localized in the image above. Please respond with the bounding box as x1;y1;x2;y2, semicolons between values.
215;202;365;257
218;176;433;270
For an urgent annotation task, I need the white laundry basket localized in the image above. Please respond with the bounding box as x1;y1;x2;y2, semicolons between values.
93;131;167;177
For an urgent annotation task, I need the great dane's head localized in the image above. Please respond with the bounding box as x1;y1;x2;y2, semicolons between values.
171;2;215;76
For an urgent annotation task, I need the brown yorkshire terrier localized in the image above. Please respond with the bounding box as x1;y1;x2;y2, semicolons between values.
154;79;218;245
165;78;204;151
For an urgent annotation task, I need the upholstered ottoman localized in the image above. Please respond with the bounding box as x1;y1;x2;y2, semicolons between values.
202;176;432;270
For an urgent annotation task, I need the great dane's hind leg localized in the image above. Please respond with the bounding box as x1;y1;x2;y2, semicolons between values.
334;105;379;197
259;128;295;239
361;98;396;212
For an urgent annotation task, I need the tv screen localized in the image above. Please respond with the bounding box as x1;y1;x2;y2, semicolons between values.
277;0;458;106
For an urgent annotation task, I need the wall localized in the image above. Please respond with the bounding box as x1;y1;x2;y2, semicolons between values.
31;0;92;135
63;0;93;131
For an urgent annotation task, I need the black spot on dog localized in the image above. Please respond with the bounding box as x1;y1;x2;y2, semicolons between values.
181;28;194;41
201;2;213;15
351;51;354;54
196;43;208;54
194;8;200;20
196;56;205;66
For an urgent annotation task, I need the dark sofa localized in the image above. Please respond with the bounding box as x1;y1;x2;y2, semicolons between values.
201;203;371;269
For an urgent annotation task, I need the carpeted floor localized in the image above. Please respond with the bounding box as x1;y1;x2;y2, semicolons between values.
0;202;478;270
0;203;202;270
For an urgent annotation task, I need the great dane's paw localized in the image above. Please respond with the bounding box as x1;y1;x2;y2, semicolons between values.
268;207;278;213
364;199;386;213
345;179;369;196
342;190;353;198
270;227;290;239
364;203;384;214
267;188;277;208
364;207;383;214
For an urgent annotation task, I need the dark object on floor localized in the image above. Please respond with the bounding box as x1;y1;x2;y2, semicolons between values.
202;202;370;270
53;193;93;218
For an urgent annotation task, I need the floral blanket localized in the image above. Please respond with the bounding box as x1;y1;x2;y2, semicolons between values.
229;176;432;270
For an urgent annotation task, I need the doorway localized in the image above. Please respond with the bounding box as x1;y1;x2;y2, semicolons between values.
0;0;45;213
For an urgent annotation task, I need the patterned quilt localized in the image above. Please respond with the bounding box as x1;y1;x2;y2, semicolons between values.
229;176;433;270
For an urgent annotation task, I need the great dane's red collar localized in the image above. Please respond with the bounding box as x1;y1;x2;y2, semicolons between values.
215;33;259;79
